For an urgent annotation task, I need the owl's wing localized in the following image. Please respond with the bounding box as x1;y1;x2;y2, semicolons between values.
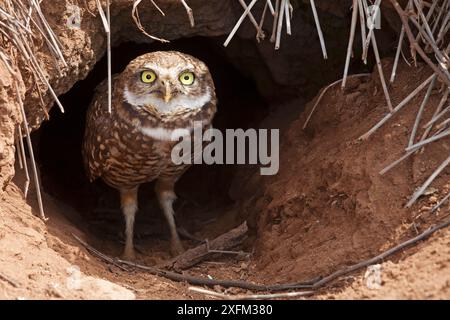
82;78;115;182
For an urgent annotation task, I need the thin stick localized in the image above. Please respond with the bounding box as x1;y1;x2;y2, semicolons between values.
16;82;46;220
17;126;30;198
390;0;409;84
270;0;280;43
423;104;450;130
179;0;195;27
357;0;366;60
341;0;359;88
0;272;19;288
15;139;23;169
275;0;286;50
310;0;327;59
421;88;449;134
303;73;371;129
405;129;450;152
406;154;450;207
189;286;314;300
359;74;435;140
223;0;259;47
389;0;450;87
72;234;129;271
132;0;168;43
379;149;416;175
370;31;394;112
238;0;263;37
149;0;165;16
95;0;109;33
408;74;437;147
431;190;450;213
284;0;291;36
256;0;268;42
266;0;275;15
310;218;450;288
361;0;381;63
77;217;450;293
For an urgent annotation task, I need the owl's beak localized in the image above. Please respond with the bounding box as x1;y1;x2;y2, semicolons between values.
163;82;172;103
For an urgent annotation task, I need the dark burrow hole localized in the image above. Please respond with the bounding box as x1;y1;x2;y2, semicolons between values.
33;37;273;257
31;26;379;259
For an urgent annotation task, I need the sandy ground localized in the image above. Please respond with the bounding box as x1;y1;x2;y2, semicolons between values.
1;60;450;300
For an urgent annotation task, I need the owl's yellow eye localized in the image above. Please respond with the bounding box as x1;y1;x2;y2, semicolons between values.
179;71;195;85
141;70;156;83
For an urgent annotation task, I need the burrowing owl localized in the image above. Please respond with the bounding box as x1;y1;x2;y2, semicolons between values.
83;51;217;259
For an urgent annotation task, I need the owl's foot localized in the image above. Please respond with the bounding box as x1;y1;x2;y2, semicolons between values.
170;237;185;256
122;247;136;261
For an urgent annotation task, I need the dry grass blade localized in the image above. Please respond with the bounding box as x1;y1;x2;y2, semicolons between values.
132;0;169;43
303;73;370;129
275;0;286;49
223;0;259;47
95;0;110;33
266;0;275;15
238;0;264;38
17;126;30;198
15;81;46;221
310;0;327;59
342;0;359;88
179;0;195;27
359;74;435;140
389;0;450;87
370;30;394;112
406;154;450;207
408;74;437;147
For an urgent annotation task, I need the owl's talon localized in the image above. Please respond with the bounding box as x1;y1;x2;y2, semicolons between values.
122;247;136;261
170;239;185;256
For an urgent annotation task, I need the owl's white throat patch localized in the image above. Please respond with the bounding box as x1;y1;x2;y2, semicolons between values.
123;85;211;113
139;126;193;141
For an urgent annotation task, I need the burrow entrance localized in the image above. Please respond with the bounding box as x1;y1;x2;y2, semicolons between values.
29;28;379;266
18;4;400;287
34;37;275;260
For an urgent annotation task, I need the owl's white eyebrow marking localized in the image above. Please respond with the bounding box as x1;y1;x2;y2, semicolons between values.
123;85;211;113
142;63;194;72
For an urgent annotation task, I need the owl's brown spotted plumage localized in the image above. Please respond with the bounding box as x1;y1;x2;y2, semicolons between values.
83;51;217;259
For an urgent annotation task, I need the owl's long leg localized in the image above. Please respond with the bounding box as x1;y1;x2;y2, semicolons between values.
120;187;138;260
155;179;184;255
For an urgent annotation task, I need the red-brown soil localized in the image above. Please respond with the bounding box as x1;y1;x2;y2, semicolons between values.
1;59;449;299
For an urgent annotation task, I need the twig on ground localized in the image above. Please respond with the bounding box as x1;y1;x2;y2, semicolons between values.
189;286;314;300
408;74;437;147
359;74;435;140
0;272;19;288
76;216;450;294
72;234;129;271
161;222;248;271
406;154;450;207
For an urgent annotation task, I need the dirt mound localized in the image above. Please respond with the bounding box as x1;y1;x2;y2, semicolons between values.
1;59;449;299
236;59;450;296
